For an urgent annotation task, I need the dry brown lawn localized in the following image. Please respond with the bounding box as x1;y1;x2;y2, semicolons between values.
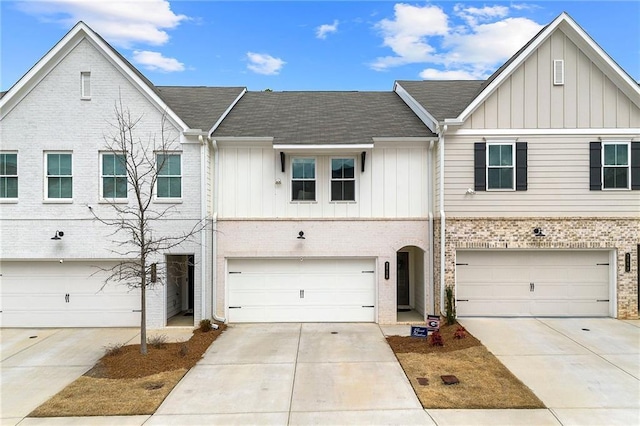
29;324;225;417
387;322;545;409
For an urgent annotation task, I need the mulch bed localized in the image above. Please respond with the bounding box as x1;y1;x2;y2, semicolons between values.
386;322;481;354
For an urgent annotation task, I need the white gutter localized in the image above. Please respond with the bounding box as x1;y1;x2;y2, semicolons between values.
210;138;226;323
439;125;447;316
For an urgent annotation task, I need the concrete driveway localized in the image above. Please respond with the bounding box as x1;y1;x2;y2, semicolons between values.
0;327;192;425
149;323;431;425
454;318;640;426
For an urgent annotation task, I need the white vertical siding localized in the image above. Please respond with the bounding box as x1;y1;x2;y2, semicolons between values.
464;30;640;130
217;143;430;218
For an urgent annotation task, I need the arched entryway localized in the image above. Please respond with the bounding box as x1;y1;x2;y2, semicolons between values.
397;246;426;322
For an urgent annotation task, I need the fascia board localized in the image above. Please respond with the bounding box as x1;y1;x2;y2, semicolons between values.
273;144;375;151
208;88;248;135
393;82;439;133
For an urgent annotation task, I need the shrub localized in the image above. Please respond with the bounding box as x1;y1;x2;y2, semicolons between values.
445;286;456;325
199;319;213;332
148;334;168;349
178;343;189;357
454;326;467;339
429;331;444;346
104;343;124;357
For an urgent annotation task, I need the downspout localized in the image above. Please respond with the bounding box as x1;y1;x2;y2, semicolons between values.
199;135;207;321
439;125;447;316
428;140;435;315
210;138;226;323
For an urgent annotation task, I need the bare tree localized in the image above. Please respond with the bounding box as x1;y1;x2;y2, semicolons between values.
90;97;204;354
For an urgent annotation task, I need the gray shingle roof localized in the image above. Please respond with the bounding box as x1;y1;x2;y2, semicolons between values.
396;80;485;122
156;86;245;131
212;91;435;144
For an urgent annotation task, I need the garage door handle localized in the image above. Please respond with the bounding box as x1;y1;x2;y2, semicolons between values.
456;299;469;302
362;305;374;308
596;299;609;302
300;290;304;298
530;282;535;292
65;293;69;303
229;306;242;309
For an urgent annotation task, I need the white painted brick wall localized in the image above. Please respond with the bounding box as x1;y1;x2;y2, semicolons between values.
0;38;206;329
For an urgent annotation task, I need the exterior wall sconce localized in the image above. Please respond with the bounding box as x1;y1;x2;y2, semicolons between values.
533;228;545;237
625;253;631;272
385;261;390;279
297;231;305;239
361;151;366;172
280;152;285;173
51;230;64;240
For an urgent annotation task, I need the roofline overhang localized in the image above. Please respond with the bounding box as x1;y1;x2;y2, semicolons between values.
393;81;439;133
273;143;375;151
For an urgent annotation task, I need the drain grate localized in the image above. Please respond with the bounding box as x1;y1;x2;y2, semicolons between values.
416;377;429;386
331;332;338;334
582;328;590;331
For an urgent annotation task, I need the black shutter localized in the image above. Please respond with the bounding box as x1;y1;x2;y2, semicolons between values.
589;141;602;191
474;142;486;191
631;141;640;190
515;142;527;191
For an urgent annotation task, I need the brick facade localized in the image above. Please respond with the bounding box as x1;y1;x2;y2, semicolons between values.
438;218;640;319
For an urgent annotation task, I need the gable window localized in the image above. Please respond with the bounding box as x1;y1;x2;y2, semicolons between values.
101;153;127;199
487;143;514;190
81;72;91;99
331;158;355;201
292;158;315;201
590;141;640;190
156;153;181;198
0;152;18;199
46;152;73;199
474;142;527;191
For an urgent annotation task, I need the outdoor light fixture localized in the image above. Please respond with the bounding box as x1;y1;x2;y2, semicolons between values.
533;228;545;237
51;230;64;240
297;231;305;239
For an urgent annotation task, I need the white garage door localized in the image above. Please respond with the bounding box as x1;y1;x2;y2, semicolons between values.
227;258;376;322
456;250;611;317
0;261;141;327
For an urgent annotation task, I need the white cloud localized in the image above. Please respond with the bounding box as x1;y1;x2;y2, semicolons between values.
15;0;187;47
132;50;185;72
372;4;449;70
316;20;339;39
246;52;285;75
372;3;544;79
419;68;478;80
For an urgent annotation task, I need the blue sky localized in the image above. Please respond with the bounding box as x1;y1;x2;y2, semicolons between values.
1;1;639;92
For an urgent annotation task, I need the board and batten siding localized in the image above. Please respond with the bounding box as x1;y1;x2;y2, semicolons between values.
443;135;640;217
217;142;430;218
462;30;640;130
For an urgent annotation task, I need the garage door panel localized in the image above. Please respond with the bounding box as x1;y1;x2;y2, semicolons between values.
0;261;140;327
227;258;375;323
456;250;611;317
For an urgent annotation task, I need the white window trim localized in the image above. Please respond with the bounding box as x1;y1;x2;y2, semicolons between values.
486;142;515;191
154;152;183;202
81;71;91;100
291;156;317;203
0;151;18;203
602;141;631;190
329;156;357;203
44;151;73;203
99;152;128;203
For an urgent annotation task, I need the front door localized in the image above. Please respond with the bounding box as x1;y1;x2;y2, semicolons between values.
397;252;410;306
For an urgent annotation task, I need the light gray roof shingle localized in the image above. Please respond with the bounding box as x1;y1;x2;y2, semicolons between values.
156;86;245;131
212;91;435;144
396;80;485;122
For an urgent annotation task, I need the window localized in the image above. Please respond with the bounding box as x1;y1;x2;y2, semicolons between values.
0;152;18;199
101;153;127;199
487;143;514;190
602;143;630;189
590;141;640;191
474;142;527;192
46;153;72;199
331;158;355;201
156;153;181;198
292;158;315;201
81;72;91;99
